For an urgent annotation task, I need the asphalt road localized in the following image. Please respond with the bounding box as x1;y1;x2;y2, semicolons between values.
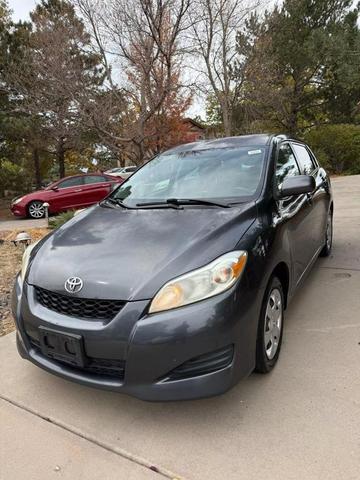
0;175;359;480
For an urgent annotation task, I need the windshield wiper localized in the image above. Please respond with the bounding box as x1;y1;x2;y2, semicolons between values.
171;198;231;208
101;197;133;209
137;198;230;209
135;200;183;209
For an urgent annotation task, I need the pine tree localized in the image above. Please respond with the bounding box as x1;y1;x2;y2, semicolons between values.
231;0;359;135
9;0;104;178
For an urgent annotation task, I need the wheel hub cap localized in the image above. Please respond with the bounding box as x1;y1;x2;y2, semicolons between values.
264;288;282;360
29;203;44;218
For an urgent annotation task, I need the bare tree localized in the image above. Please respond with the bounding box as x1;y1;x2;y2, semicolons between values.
188;0;262;136
75;0;191;163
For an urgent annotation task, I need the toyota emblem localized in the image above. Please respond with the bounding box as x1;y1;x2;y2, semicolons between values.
64;277;83;294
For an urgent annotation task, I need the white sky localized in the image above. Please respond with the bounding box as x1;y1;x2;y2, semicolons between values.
8;0;37;21
9;0;280;20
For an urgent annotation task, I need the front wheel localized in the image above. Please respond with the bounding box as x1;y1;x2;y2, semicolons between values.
255;277;284;373
28;201;45;219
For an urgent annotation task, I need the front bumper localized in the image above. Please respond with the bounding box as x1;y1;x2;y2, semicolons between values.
10;203;26;217
12;274;260;401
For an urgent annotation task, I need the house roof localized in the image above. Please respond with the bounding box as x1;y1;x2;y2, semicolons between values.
182;117;206;130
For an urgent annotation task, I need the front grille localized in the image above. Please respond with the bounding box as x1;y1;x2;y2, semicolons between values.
34;286;125;320
85;358;125;378
30;339;125;379
165;345;234;381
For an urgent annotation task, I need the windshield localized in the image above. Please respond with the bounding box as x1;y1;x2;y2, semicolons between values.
45;180;58;190
110;146;266;207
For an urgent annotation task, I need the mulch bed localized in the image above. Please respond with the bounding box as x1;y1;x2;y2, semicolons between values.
0;228;48;336
0;198;13;221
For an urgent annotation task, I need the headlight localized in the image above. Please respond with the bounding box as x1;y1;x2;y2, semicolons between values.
21;241;40;281
12;197;24;205
149;251;248;314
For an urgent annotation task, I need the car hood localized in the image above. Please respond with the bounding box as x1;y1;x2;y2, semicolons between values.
28;203;256;301
17;189;50;203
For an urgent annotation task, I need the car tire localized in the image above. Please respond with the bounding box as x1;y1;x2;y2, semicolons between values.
320;210;333;257
255;276;284;374
27;200;45;219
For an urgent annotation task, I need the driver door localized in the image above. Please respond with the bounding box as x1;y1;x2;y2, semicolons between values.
49;176;85;212
275;143;316;285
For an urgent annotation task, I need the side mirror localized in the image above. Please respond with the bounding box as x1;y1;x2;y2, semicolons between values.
51;185;59;191
278;175;315;198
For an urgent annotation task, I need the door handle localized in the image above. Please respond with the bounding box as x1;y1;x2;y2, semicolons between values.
74;189;82;192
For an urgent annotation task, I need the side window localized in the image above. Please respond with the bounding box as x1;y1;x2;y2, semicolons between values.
84;175;107;185
292;144;316;175
307;148;319;168
276;143;300;186
58;177;84;189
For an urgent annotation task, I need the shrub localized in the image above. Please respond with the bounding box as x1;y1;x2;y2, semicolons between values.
48;210;75;229
0;160;32;196
304;124;360;175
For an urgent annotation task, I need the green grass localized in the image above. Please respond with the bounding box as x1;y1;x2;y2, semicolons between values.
48;210;76;229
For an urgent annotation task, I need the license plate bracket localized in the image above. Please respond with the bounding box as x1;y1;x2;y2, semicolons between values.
39;326;86;368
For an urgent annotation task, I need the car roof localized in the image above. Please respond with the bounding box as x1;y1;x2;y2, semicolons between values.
57;173;107;181
163;134;275;155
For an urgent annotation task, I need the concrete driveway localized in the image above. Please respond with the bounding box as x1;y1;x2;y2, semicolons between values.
0;217;47;231
0;175;359;480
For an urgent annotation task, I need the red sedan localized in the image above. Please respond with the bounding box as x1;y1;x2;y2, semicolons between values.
11;173;124;219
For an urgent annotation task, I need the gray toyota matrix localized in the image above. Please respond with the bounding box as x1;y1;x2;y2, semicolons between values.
12;135;333;401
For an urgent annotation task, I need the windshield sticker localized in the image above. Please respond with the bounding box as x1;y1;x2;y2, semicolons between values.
248;149;262;155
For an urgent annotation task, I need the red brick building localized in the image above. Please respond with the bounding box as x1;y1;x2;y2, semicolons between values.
181;118;206;143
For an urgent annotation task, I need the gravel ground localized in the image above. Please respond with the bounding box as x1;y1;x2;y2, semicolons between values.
0;228;48;336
